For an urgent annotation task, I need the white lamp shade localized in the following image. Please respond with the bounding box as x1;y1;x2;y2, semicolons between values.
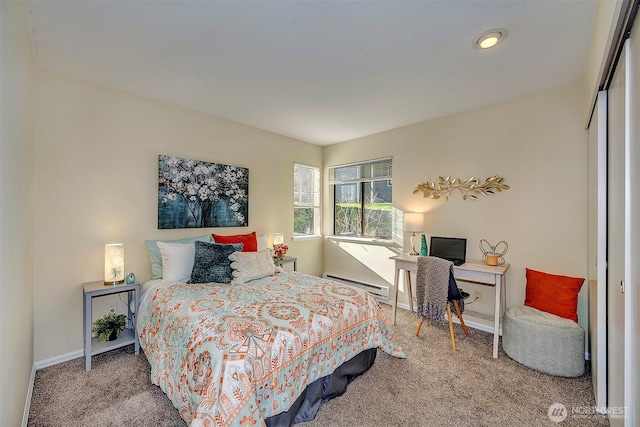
404;212;424;233
105;244;125;284
273;233;284;245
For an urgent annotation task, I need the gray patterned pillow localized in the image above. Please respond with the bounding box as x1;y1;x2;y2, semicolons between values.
188;241;244;284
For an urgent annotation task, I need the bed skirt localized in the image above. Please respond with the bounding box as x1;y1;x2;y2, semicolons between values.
265;348;377;427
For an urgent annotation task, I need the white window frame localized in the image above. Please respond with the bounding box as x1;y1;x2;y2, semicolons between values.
293;162;321;239
329;157;394;240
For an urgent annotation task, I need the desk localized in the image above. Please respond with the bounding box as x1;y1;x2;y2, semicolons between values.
389;254;509;358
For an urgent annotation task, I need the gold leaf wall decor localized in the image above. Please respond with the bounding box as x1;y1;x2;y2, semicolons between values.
413;175;510;201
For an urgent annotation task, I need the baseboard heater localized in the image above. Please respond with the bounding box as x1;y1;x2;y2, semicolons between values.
322;274;389;301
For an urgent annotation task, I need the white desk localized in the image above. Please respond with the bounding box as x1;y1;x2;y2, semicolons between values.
389;254;510;358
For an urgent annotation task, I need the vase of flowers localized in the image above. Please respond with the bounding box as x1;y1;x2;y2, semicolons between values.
273;243;288;260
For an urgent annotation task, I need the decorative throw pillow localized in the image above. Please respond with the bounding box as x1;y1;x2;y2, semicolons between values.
145;235;212;279
256;234;268;251
229;249;283;284
212;231;258;252
189;241;244;284
524;268;585;322
157;242;196;282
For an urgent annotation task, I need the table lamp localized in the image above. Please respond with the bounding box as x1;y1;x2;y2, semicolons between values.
104;243;125;285
404;212;424;256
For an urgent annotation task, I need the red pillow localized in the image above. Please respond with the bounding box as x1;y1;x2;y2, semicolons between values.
212;232;257;252
524;268;585;322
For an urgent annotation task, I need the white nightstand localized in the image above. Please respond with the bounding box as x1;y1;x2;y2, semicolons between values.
82;280;140;371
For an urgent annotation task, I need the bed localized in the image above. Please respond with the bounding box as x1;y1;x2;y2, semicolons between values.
137;271;405;426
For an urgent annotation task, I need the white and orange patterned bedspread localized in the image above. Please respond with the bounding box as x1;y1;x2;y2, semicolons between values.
137;271;405;426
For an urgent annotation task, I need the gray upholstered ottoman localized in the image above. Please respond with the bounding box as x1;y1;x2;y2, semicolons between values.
502;304;585;377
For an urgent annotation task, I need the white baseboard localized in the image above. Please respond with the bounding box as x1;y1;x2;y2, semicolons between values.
22;363;35;427
34;349;83;370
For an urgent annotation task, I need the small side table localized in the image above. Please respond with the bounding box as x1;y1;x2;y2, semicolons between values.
83;280;140;371
274;255;297;271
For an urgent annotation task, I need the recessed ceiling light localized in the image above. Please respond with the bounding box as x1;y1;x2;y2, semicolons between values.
474;29;508;49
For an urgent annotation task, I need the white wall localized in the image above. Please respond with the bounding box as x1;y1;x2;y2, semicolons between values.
324;84;590;336
0;1;35;424
583;0;624;123
33;68;323;363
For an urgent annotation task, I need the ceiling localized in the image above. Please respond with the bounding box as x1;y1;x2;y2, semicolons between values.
23;1;597;146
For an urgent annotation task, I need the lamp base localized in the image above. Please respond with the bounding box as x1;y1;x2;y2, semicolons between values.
408;232;420;256
104;279;124;285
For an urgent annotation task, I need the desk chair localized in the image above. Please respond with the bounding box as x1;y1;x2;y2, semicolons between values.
415;257;469;351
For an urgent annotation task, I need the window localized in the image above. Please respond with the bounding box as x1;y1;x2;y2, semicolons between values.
293;163;320;236
329;157;392;239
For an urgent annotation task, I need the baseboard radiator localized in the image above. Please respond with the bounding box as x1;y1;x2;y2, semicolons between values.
322;273;389;302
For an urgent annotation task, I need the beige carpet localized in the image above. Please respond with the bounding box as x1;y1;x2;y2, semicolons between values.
28;306;609;426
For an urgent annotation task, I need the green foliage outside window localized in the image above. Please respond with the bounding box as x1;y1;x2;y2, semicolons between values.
294;208;314;235
335;202;392;238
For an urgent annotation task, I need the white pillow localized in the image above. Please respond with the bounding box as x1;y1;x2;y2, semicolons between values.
157;242;195;282
257;233;268;251
229;249;282;285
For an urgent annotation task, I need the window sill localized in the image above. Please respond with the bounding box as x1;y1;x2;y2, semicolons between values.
291;234;322;242
325;235;398;247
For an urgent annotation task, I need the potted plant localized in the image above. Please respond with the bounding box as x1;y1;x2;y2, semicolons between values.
92;312;127;342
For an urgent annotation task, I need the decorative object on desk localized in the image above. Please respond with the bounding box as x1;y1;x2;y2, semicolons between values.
104;244;125;285
413;175;510;201
480;239;508;266
273;243;288;260
157;155;248;229
420;234;428;256
126;272;136;284
92;312;126;342
404;212;424;256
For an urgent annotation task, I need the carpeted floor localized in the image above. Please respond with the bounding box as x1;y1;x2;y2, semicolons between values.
28;305;609;426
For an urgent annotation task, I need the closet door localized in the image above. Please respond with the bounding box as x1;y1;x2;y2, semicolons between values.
607;38;626;427
626;26;639;427
587;90;607;411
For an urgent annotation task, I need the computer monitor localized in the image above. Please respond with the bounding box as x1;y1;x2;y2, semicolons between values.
429;236;467;266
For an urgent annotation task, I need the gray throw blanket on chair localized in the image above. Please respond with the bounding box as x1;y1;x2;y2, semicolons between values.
416;256;453;325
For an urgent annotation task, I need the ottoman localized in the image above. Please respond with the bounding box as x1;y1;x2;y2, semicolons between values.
502;304;585;377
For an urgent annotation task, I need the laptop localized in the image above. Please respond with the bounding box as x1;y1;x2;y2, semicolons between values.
429;236;467;266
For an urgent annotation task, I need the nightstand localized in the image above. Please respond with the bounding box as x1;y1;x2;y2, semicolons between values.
274;255;297;271
83;280;140;371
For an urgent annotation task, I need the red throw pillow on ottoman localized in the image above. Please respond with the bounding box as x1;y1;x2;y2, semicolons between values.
524;268;585;322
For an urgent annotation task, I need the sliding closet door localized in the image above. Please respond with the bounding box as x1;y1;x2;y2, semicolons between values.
587;90;607;411
607;38;626;427
626;22;639;426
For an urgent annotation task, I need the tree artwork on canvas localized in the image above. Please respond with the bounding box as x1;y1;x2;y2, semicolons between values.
158;155;249;229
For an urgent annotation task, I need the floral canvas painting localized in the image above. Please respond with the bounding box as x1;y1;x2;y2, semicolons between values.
158;155;249;229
